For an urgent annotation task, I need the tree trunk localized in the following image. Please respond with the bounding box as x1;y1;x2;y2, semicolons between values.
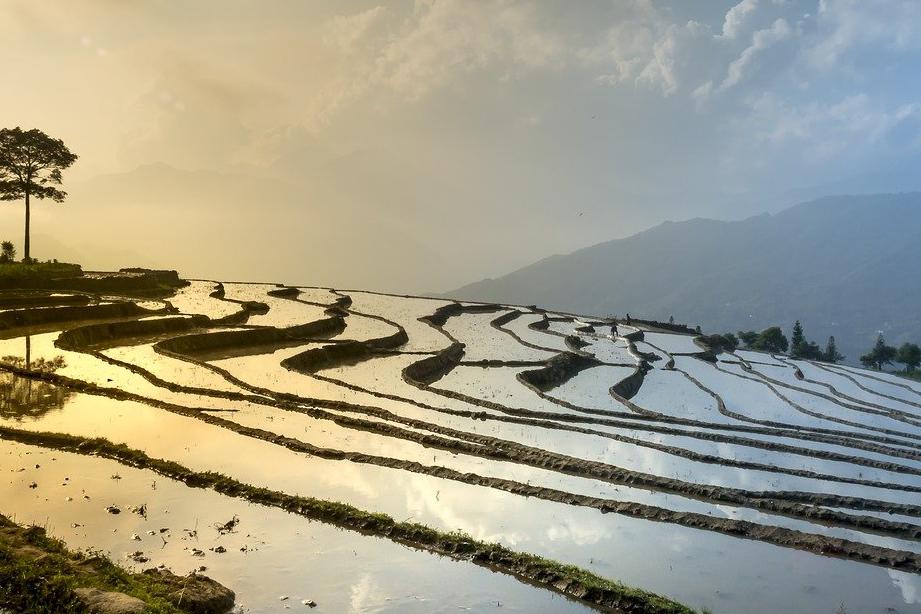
23;189;30;263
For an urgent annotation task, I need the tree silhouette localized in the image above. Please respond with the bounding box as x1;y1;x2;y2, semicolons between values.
0;241;14;263
0;128;78;262
896;343;921;373
0;337;71;420
751;326;789;353
860;334;897;371
737;330;758;348
791;321;805;353
823;336;844;364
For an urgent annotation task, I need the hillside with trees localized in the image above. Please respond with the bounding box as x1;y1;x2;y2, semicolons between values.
446;193;921;365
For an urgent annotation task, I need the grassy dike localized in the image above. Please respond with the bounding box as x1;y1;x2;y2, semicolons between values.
0;514;232;614
0;425;700;614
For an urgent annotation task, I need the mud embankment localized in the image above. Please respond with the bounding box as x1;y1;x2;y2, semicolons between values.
3;424;921;582
609;367;647;401
811;361;921;408
206;282;270;325
824;364;921;399
773;356;921;415
291;354;921;496
55;315;209;351
714;361;921;444
621;329;645;343
624;318;698;335
421;303;503;327
156;316;346;360
0;428;695;614
280;326;409;373
564;335;591;352
402;343;466;385
744;359;921;424
17;295;921;574
0;302;167;332
0;293;91;309
56;268;187;297
15;339;921;567
266;286;301;299
676;364;921;456
397;337;921;464
518;353;600;392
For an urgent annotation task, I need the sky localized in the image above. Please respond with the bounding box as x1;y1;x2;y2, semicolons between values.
2;0;920;292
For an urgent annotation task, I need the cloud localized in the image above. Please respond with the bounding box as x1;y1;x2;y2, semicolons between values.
740;93;921;160
718;18;792;91
4;0;921;288
323;6;388;53
378;0;563;97
718;0;760;40
807;0;921;68
585;4;710;96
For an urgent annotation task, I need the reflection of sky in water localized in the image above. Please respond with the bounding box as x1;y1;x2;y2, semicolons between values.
0;440;589;614
3;285;921;614
891;571;921;606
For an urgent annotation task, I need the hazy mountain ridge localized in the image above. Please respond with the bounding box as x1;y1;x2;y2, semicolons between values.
446;193;921;364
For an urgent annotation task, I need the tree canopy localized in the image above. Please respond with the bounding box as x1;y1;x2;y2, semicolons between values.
737;330;759;348
896;343;921;373
823;336;844;364
750;326;789;353
0;127;78;262
860;334;897;371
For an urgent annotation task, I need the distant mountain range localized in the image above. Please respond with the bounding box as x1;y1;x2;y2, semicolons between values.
445;193;921;365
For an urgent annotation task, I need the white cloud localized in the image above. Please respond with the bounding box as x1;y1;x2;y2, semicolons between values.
718;0;759;40
373;0;563;99
718;18;791;91
743;93;921;159
314;0;565;116
585;5;710;96
323;6;388;53
808;0;921;69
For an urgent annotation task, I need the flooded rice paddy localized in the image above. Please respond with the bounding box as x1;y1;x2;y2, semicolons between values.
1;280;920;613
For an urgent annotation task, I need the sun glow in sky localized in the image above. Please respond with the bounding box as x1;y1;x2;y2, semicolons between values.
2;0;920;291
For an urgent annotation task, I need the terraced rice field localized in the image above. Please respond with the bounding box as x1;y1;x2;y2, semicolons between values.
2;280;920;613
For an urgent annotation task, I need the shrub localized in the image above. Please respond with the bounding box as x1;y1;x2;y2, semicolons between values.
0;241;14;263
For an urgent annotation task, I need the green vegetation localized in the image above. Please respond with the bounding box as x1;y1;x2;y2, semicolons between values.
0;427;702;614
860;334;898;371
789;320;822;359
731;323;844;363
790;320;804;352
0;127;78;263
823;336;844;364
747;326;788;353
698;332;738;353
0;241;14;263
0;515;194;613
0;261;83;289
895;369;921;382
896;342;921;373
737;330;758;348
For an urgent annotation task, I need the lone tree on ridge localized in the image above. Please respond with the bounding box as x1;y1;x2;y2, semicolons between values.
0;128;78;263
